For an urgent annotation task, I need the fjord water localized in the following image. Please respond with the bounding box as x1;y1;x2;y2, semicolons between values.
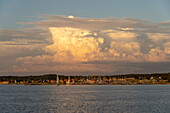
0;85;170;113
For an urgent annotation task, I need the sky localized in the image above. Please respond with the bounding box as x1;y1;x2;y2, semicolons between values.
0;0;170;75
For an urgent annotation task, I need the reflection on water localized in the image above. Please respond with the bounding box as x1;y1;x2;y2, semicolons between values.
0;85;170;113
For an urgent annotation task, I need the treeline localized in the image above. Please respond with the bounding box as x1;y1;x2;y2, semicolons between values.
0;73;170;82
0;74;58;82
114;73;170;80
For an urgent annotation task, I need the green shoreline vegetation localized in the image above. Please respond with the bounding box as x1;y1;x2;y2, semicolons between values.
0;73;170;85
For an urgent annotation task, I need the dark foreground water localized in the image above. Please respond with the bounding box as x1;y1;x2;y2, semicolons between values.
0;85;170;113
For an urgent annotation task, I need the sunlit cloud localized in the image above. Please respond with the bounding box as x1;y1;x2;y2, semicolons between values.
0;15;170;75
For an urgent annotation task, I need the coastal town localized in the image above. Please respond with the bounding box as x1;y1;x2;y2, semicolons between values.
0;73;170;85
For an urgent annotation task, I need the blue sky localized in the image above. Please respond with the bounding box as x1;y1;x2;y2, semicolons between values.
0;0;170;75
0;0;170;29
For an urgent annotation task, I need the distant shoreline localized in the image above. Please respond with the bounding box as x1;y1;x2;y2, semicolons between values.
1;83;170;85
1;73;170;85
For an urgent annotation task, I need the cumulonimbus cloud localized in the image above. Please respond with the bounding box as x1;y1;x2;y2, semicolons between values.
1;15;170;75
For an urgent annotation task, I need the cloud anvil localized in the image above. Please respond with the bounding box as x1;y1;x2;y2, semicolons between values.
0;15;170;75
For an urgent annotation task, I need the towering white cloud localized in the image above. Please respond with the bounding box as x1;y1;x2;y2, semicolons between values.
46;27;102;62
0;15;170;75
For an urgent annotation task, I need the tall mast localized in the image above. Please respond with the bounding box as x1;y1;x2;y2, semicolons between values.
68;75;70;85
56;75;59;85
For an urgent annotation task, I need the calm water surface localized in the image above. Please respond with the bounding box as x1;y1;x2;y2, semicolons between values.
0;85;170;113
